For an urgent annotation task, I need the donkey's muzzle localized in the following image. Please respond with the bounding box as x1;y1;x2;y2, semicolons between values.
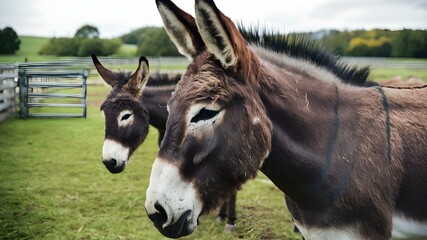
146;202;192;238
102;158;125;174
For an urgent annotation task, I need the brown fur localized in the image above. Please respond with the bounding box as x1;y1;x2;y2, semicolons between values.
380;76;427;88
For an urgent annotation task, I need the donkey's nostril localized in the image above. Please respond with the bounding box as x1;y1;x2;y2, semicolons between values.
110;158;118;166
147;201;193;238
102;158;125;174
152;201;168;227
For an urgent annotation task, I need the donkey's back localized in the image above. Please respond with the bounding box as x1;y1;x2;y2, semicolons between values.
388;87;427;237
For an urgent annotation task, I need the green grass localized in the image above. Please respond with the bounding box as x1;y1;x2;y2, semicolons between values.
370;68;427;82
0;85;300;240
16;36;49;58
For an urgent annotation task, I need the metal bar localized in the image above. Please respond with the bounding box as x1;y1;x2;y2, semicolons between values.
26;72;86;78
27;113;84;118
82;72;87;118
27;103;85;108
28;82;83;88
18;67;28;118
28;93;84;99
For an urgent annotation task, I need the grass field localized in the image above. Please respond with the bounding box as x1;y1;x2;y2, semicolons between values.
0;36;54;63
0;85;300;240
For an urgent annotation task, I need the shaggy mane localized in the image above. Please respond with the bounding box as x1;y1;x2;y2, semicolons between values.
238;24;371;86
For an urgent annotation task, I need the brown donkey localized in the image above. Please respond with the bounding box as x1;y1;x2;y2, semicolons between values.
91;54;238;232
145;0;427;239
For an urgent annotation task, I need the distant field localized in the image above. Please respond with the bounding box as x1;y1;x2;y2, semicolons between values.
0;36;56;63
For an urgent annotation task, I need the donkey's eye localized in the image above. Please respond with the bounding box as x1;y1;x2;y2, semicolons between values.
121;113;132;121
191;108;220;123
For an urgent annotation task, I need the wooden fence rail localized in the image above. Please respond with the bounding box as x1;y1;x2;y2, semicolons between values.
0;65;17;123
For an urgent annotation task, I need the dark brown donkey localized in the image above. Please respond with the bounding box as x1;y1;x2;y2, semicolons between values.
145;0;427;239
91;54;238;232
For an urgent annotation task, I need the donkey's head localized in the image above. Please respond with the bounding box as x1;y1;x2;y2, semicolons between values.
145;0;272;237
92;54;150;174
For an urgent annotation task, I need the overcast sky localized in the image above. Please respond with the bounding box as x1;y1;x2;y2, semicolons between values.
1;0;426;38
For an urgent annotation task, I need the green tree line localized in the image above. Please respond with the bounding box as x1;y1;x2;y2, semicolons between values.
1;25;426;58
125;27;427;58
39;25;121;57
38;25;179;57
121;27;180;56
317;29;427;58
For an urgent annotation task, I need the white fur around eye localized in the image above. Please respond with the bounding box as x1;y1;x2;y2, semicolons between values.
118;110;134;127
187;103;222;120
187;103;224;138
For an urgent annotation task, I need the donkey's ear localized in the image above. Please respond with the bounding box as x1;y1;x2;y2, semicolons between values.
125;56;149;96
195;0;251;70
91;53;118;87
156;0;205;60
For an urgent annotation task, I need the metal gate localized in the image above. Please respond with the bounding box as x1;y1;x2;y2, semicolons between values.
18;63;88;118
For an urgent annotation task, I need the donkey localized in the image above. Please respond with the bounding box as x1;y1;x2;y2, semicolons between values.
91;54;238;232
145;0;427;239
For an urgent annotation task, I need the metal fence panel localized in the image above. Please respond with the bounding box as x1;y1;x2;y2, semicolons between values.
18;63;88;118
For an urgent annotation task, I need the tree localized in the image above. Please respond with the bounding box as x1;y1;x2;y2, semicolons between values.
348;36;392;57
136;27;179;56
39;24;121;57
318;30;350;55
392;29;427;58
0;27;21;54
74;25;99;39
101;38;122;56
39;37;79;56
76;38;122;57
121;28;148;44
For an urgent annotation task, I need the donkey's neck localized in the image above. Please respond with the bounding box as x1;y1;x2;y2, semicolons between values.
258;62;361;210
140;85;174;131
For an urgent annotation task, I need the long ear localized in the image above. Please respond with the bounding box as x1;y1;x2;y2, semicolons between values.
91;53;118;87
156;0;205;60
124;56;149;96
195;0;252;71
